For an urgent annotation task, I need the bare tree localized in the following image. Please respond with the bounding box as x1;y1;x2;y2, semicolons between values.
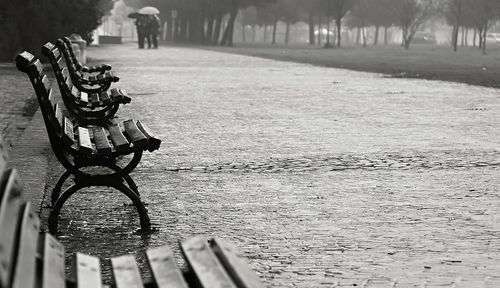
330;0;356;47
386;0;437;50
465;0;500;54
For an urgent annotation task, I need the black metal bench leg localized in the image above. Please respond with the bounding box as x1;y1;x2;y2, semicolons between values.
106;162;139;195
51;170;73;206
48;182;151;234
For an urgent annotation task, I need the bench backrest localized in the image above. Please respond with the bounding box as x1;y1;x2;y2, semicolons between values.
56;38;82;81
41;42;79;105
61;37;83;71
15;52;77;170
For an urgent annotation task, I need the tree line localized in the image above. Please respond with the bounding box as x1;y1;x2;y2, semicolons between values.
128;0;500;52
0;0;113;62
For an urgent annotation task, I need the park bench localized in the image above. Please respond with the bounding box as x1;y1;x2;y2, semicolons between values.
0;135;265;288
56;38;119;93
62;36;113;75
42;42;130;125
15;51;161;233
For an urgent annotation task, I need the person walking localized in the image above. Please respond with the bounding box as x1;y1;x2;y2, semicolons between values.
135;15;148;49
147;15;161;49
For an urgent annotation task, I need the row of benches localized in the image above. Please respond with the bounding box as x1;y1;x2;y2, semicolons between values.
8;37;265;287
16;38;162;233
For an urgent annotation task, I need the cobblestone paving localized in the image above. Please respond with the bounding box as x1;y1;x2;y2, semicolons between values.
0;64;37;148
36;44;500;287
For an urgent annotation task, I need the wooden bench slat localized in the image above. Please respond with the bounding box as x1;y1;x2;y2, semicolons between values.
0;169;23;288
123;120;148;148
136;121;161;150
74;253;102;288
110;89;123;102
111;255;144;288
63;117;75;146
146;246;188;288
41;234;66;288
108;124;129;152
54;103;64;131
11;202;40;288
89;93;100;106
210;238;264;288
99;91;111;104
0;135;8;186
93;127;112;155
56;57;65;70
77;127;94;155
180;237;237;288
80;91;89;103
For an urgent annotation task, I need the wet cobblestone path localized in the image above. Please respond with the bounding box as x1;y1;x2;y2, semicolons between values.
39;44;500;287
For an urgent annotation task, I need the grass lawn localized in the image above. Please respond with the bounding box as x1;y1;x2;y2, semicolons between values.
206;43;500;88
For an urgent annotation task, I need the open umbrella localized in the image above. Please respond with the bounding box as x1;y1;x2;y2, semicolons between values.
138;6;160;15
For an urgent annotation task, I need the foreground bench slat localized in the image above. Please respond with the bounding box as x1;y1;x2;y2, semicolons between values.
41;234;66;288
111;255;144;288
108;124;130;152
74;253;103;288
211;238;263;288
11;202;40;288
0;169;23;288
181;237;237;288
124;119;148;148
146;246;189;288
93;127;113;155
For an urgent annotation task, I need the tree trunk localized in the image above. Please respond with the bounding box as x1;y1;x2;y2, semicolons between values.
308;12;315;45
473;28;477;47
242;24;246;42
374;25;379;45
326;18;331;47
384;26;388;45
452;24;459;51
318;16;322;45
356;27;361;45
272;19;277;44
206;15;215;44
362;27;367;47
219;3;238;46
461;26;465;47
285;21;290;44
264;25;268;42
213;13;223;44
465;28;468;46
336;18;342;47
482;26;487;55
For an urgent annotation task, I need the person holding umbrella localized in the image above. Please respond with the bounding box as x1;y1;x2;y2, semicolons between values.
129;7;160;49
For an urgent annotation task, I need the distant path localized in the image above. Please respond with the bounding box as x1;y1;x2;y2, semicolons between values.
32;43;500;287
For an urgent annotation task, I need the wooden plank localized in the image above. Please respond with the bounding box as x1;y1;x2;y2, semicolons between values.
0;169;23;288
108;124;129;152
56;56;64;69
41;234;66;288
0;135;8;186
146;246;188;288
62;68;69;79
62;117;75;146
123;120;148;148
136;121;161;150
80;91;89;103
210;238;264;288
110;89;123;102
77;127;94;155
180;237;237;288
41;75;51;94
89;93;100;106
10;202;40;288
99;91;111;104
74;253;102;288
54;103;64;131
65;76;73;89
111;255;144;288
93;127;112;155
